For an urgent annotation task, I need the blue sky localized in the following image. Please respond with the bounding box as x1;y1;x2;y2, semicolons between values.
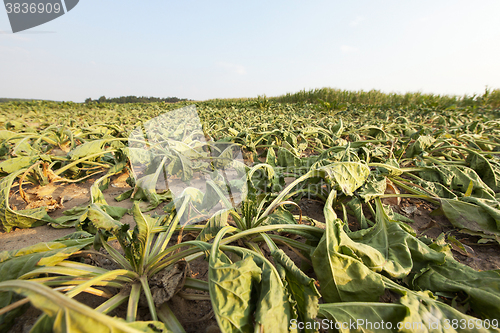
1;1;499;102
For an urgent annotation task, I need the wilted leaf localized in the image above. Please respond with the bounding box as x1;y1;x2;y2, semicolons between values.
0;239;93;332
0;280;170;333
406;135;436;158
208;246;262;332
319;162;370;196
318;302;406;333
0;170;55;232
68;139;107;161
467;151;500;192
311;192;385;303
358;174;387;202
419;165;495;200
348;198;445;278
437;198;500;242
196;210;230;242
272;249;320;333
412;257;500;319
0;156;38;174
398;291;495;333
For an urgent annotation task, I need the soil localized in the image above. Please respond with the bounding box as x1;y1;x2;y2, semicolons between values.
2;172;500;332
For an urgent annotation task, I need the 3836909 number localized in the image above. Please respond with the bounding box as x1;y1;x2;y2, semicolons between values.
5;2;61;14
443;319;499;330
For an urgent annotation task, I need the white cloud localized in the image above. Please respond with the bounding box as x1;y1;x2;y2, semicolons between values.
340;45;358;53
217;62;247;75
349;16;364;27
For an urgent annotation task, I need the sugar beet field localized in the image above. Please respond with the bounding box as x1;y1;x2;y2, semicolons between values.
1;89;500;332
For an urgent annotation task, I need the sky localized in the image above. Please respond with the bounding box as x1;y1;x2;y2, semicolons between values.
1;0;499;102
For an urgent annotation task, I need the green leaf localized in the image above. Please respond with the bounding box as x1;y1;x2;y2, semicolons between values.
266;208;298;225
0;156;38;174
0;129;17;141
87;203;123;232
208;231;262;333
358;174;387;202
437;198;500;242
131;201;157;270
248;163;281;194
318;302;406;333
57;204;122;233
68;139;107;160
348;198;446;278
123;147;153;166
410;177;458;199
196;210;230;242
319;162;370;196
0;170;55;232
412;257;500;320
277;147;301;167
398;290;494;333
272;249;320;333
365;126;390;140
13;136;36;156
0;280;170;333
311;192;385;303
90;162;128;205
54;231;94;241
101;204;129;221
0;239;92;278
165;150;194;182
346;197;372;229
212;143;239;169
419;165;495;200
265;147;277;167
0;239;92;332
467;151;500;192
115;189;134;202
330;118;343;137
461;196;500;230
132;157;173;209
406;135;436;158
201;179;234;212
251;252;296;333
370;162;403;177
157;303;186;333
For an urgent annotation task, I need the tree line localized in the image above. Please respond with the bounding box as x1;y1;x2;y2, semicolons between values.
85;96;189;104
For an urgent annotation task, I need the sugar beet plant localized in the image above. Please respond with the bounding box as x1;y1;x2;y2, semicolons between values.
2;96;500;332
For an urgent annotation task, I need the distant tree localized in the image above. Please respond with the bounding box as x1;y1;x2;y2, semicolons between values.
86;95;189;104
